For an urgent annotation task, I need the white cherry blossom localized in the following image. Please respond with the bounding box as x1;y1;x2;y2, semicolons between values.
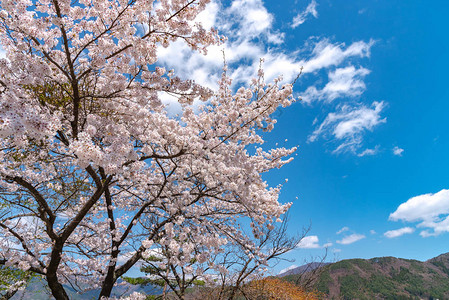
0;1;297;299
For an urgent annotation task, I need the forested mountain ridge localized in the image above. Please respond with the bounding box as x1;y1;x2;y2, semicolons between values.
282;253;449;299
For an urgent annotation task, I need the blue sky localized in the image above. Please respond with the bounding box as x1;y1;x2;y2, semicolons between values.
260;0;449;273
2;0;447;276
155;0;449;274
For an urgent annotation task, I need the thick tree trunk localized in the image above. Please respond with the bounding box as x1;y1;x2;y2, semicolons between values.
46;242;69;300
46;273;69;300
98;265;117;299
98;247;121;299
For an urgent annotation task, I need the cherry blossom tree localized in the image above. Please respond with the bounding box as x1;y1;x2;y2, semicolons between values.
128;214;302;300
0;0;297;299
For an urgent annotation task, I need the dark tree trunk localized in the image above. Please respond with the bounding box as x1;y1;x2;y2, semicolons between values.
98;264;117;300
46;273;69;300
46;242;69;300
98;248;120;300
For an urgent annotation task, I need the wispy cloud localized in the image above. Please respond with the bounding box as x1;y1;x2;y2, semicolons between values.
296;235;321;248
291;0;318;28
301;66;370;103
157;1;374;89
393;146;404;156
384;227;415;238
336;233;365;245
309;101;386;154
336;226;349;234
357;146;379;157
302;39;374;74
157;0;287;89
389;189;449;237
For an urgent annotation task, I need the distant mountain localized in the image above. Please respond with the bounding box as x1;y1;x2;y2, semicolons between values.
278;262;330;277
12;278;162;300
282;253;449;299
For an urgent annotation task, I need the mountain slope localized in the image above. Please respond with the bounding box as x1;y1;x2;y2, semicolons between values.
12;278;162;300
283;253;449;299
278;262;330;277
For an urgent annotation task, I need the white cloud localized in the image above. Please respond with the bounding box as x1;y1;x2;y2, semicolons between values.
309;101;386;154
194;1;220;30
357;146;379;157
419;230;435;238
301;66;370;103
336;226;349;234
332;102;385;141
370;230;376;235
291;0;318;28
157;0;282;89
258;39;373;88
157;1;374;89
384;227;415;238
278;264;298;275
296;236;333;249
389;189;449;222
389;189;449;237
296;235;321;249
393;146;404;156
336;233;365;245
302;39;373;74
227;0;278;40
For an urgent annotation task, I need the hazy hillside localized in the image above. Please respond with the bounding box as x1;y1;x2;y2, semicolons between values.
278;262;330;277
11;278;162;300
283;253;449;299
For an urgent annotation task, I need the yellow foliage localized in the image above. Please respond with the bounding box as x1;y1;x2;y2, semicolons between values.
24;83;72;108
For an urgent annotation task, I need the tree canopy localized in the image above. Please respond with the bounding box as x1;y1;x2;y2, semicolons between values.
0;0;297;299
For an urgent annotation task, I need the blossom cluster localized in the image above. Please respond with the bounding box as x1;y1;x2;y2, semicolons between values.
0;0;296;298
